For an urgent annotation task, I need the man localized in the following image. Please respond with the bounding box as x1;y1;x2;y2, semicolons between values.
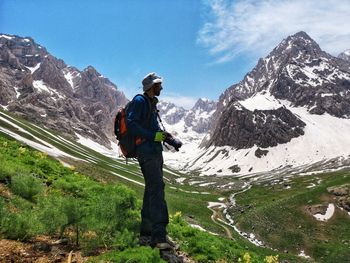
127;72;173;250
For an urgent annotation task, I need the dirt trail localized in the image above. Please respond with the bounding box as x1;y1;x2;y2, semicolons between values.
207;206;233;239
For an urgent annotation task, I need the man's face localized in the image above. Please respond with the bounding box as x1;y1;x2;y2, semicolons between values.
153;83;163;96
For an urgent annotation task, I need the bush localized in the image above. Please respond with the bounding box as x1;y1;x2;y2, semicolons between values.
36;194;70;235
10;174;44;201
0;136;142;254
1;198;42;241
0;162;16;182
80;184;139;252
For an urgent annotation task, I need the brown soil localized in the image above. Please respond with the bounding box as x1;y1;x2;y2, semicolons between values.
0;237;86;263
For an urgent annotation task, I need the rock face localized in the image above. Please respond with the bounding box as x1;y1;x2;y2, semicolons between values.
208;102;305;148
205;31;350;149
0;34;128;147
338;49;350;63
184;98;216;133
158;98;216;135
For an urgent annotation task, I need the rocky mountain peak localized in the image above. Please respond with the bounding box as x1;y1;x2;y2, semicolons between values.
192;98;216;112
338;49;350;62
272;31;322;59
0;33;128;148
205;31;350;151
157;98;217;135
0;34;48;68
158;101;186;125
84;65;100;77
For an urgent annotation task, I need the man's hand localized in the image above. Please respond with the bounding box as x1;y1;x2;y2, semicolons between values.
154;131;167;142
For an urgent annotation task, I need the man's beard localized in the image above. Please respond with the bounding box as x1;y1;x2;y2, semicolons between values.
155;89;161;96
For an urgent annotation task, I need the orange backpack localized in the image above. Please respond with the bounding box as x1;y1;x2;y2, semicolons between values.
114;94;151;158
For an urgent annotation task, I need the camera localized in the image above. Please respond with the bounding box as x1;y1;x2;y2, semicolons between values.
164;133;182;151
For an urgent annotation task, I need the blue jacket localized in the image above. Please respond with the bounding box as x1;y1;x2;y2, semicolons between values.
126;94;163;155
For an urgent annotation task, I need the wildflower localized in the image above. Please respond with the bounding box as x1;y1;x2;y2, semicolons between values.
35;151;47;159
243;252;251;263
174;211;182;218
264;255;279;263
18;146;26;154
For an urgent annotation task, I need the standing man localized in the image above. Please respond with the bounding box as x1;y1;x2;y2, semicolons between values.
127;72;173;250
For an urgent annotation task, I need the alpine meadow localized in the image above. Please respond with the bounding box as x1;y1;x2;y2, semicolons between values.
1;1;350;262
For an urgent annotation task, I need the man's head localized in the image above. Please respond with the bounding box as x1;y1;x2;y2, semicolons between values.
142;72;163;97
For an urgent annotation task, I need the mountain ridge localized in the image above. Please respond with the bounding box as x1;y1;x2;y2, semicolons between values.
183;31;350;177
0;33;128;147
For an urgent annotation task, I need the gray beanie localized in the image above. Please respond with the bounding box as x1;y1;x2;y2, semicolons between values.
142;72;162;91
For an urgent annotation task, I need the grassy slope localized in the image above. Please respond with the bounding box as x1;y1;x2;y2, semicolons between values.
232;171;350;262
0;109;310;262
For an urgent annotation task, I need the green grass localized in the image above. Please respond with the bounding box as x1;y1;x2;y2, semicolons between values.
0;109;320;262
0;119;304;262
232;171;350;263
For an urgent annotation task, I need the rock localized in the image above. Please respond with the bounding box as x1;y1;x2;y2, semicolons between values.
157;98;217;134
229;165;241;173
255;148;269;158
160;250;184;263
33;242;51;252
327;185;349;196
206;105;305;149
307;204;327;215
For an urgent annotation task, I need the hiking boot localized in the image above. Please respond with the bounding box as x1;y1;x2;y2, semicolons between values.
166;235;178;249
139;235;152;246
154;242;174;250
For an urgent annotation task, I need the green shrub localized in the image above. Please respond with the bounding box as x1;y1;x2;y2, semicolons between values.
1;197;42;241
80;184;139;252
1;212;34;240
36;194;69;235
0;162;16;182
0;136;143;255
10;174;44;201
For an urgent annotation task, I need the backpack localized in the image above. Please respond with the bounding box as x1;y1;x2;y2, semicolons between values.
114;94;151;158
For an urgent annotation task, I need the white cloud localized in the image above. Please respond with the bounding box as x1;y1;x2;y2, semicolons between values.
198;0;350;63
161;94;197;109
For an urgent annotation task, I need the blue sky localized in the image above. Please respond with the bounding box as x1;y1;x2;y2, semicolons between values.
1;0;350;108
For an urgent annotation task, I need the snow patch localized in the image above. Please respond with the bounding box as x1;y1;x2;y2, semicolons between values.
239;92;282;111
175;177;186;184
0;34;14;40
14;87;21;98
33;80;65;100
298;250;311;259
26;63;41;74
75;133;119;159
207;202;226;209
313;203;335;221
0;113;83;161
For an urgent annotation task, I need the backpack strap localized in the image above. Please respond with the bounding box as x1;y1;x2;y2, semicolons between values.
132;94;153;124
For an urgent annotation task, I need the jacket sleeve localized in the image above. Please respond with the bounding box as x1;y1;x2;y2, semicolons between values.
126;96;156;141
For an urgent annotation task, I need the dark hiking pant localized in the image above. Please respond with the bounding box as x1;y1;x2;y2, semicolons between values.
138;153;169;244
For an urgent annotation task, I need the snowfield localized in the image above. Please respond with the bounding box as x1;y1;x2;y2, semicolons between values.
161;92;350;178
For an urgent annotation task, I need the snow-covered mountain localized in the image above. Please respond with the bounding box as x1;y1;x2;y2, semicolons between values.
338;49;350;63
157;98;217;168
3;32;350;180
179;32;350;178
0;33;127;148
